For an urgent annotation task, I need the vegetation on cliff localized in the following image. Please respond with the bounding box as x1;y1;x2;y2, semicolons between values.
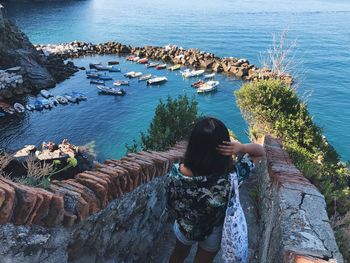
126;95;198;152
235;79;350;260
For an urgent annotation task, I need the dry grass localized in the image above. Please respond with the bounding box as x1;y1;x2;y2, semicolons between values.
23;155;54;179
0;150;14;177
333;212;350;262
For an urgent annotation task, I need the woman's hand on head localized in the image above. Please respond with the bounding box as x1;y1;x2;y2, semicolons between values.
216;141;244;156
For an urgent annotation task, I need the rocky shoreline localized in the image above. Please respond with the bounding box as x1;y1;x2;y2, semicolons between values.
36;41;293;84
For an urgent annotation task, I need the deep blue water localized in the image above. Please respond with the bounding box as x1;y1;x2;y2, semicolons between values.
1;0;350;161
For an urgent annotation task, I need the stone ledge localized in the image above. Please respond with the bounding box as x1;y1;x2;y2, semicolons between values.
0;142;186;228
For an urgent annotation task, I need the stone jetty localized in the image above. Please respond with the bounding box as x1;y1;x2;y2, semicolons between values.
36;41;293;84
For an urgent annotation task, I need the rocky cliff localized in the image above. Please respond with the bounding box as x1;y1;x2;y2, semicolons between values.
0;18;77;99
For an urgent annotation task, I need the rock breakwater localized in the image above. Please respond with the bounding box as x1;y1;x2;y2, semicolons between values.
36;41;293;84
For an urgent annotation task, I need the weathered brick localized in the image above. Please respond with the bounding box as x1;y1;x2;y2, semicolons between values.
75;177;108;208
44;194;64;227
0;181;15;224
63;211;77;227
77;172;112;201
31;189;54;225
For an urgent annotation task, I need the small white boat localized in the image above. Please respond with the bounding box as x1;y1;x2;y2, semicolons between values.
63;94;78;103
139;74;152;81
14;103;25;113
204;73;216;79
113;80;130;86
40;99;52;109
96;85;126;96
26;104;35;111
125;71;142;78
40;89;53;98
95;65;110;71
182;69;205;78
56;95;68;104
124;71;136;77
197;81;219;94
147;77;168;85
49;97;59;106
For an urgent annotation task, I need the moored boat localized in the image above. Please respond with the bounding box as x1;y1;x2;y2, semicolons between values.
126;55;136;61
108;61;119;65
132;56;140;62
40;99;52;109
146;62;159;68
72;91;87;101
182;69;205;78
167;64;181;71
156;64;167;70
40;89;53;98
95;64;110;71
147;76;168;85
86;69;97;75
96;85;126;96
113;80;130;86
204;73;216;79
124;71;136;77
89;63;102;69
125;71;142;78
108;66;121;72
26;103;35;111
90;79;105;85
63;93;78;103
191;80;205;88
33;100;43;110
138;58;148;64
14;103;25;113
56;95;68;104
139;74;152;81
99;74;113;81
49;97;59;106
197;81;219;94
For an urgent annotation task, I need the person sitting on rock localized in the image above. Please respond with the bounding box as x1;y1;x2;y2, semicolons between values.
167;116;264;263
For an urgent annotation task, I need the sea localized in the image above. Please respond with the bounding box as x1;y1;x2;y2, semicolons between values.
0;0;349;161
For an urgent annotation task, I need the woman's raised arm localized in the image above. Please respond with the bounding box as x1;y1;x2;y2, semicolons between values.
217;141;265;164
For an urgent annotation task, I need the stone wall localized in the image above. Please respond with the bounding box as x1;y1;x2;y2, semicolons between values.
0;142;186;262
258;135;343;263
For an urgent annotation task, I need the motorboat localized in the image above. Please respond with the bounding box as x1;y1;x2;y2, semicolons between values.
33;100;43;110
124;71;136;77
204;73;216;79
55;95;68;104
0;101;15;114
132;56;140;62
108;66;121;72
96;85;126;96
125;72;142;78
191;80;205;88
40;99;52;109
14;103;25;113
146;62;159;68
126;55;136;61
90;79;105;85
182;69;205;78
86;69;97;75
156;64;167;70
138;58;148;64
197;81;219;94
49;97;59;106
95;64;110;71
167;64;181;71
89;63;102;69
99;74;113;81
72;92;87;101
139;74;152;81
26;103;35;111
108;61;119;65
40;89;53;98
147;76;168;85
63;93;78;103
86;73;101;79
113;80;130;86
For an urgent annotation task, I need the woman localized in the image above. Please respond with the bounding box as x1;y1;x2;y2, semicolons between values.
167;117;264;263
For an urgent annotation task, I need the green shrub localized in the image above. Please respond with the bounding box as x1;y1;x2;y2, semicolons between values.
126;95;198;152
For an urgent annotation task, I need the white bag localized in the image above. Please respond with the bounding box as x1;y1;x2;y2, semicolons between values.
221;172;248;263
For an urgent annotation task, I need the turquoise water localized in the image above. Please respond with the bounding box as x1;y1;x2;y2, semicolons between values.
1;0;350;161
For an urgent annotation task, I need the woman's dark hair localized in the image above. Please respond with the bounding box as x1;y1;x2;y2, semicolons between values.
184;117;232;176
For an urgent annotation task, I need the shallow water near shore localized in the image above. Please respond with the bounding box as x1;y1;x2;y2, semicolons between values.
2;0;350;160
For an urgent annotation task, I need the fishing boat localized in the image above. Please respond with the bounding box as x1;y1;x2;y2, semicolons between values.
147;76;168;85
132;56;140;62
204;73;216;79
72;92;87;101
108;66;121;72
146;62;159;68
56;95;68;104
63;93;78;103
167;64;181;71
99;74;113;81
125;72;142;78
96;85;126;96
139;74;152;81
33;100;43;110
14;103;25;113
86;69;97;75
197;81;219;94
0;101;15;114
26;103;35;111
191;80;205;88
49;97;59;106
113;80;129;86
108;61;119;65
90;79;105;85
126;55;136;61
86;73;101;79
95;65;110;71
40;89;53;98
156;64;167;70
182;69;205;78
89;63;102;69
138;58;148;64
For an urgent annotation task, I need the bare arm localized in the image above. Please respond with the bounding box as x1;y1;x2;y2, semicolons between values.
217;141;265;164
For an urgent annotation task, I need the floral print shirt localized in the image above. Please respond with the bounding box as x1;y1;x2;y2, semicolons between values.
167;155;255;241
